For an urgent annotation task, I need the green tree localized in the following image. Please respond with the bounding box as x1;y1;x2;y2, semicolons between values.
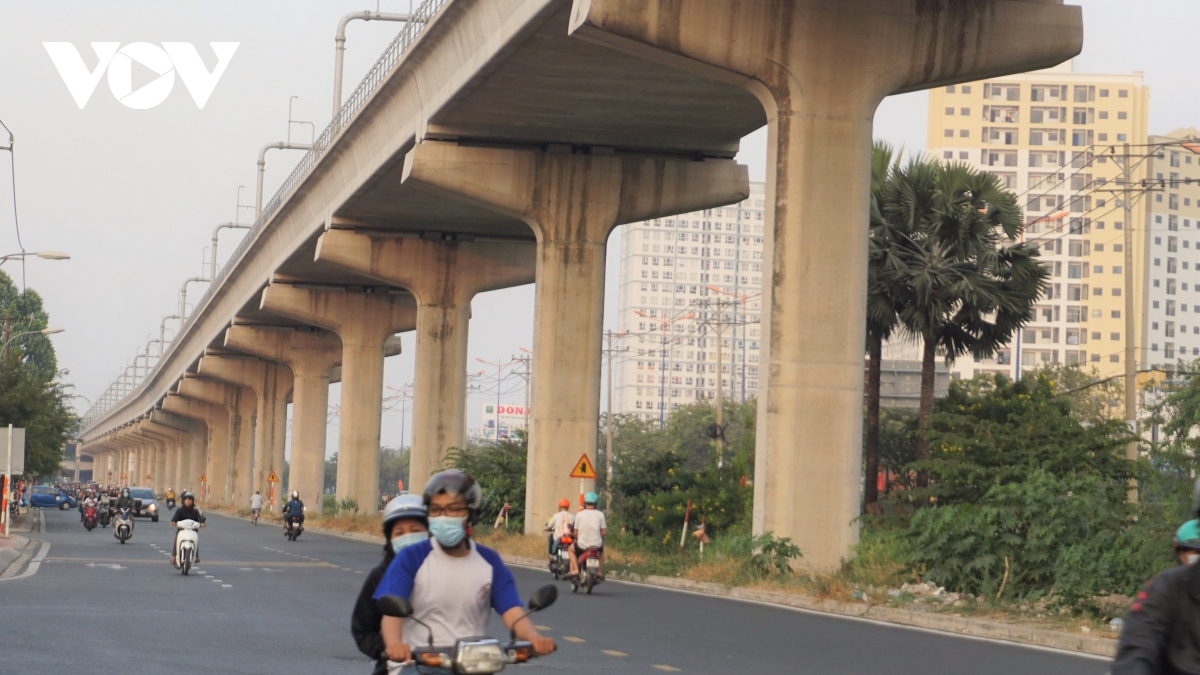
378;445;410;494
443;432;527;529
864;141;904;507
0;270;73;478
884;160;1048;487
918;373;1132;505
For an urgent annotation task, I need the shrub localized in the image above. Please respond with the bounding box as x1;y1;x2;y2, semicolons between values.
322;494;338;515
338;497;359;514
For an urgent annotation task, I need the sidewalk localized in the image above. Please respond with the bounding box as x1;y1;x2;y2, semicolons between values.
0;507;44;578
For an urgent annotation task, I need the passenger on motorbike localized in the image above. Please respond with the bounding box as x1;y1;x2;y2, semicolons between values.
282;491;305;531
545;498;573;556
1114;514;1200;674
373;470;555;666
169;492;206;566
353;493;430;675
568;492;607;580
80;492;98;522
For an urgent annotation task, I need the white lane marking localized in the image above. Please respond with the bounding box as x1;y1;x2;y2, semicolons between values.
0;541;51;582
221;584;232;588
652;665;681;672
602;650;627;657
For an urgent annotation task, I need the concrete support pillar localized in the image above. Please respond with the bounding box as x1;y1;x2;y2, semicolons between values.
151;408;206;493
402;140;747;531
141;418;187;495
224;325;341;512
569;0;1083;569
314;229;536;492
199;355;294;506
260;284;417;511
179;377;255;507
166;387;232;505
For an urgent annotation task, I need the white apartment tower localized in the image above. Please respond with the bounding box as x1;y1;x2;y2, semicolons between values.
613;182;767;423
1143;129;1200;365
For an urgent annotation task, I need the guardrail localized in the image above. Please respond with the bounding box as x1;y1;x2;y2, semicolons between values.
80;0;448;432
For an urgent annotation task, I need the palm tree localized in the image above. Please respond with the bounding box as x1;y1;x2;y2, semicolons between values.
864;142;903;509
885;160;1048;489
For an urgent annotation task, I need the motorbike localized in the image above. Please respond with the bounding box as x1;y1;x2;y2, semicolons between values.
175;519;201;575
97;502;111;528
378;584;557;675
285;516;303;541
113;507;134;544
570;547;603;595
548;536;572;580
166;496;176;509
82;505;99;531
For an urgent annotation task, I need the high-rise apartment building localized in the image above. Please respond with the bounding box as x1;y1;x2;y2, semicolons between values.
612;182;766;423
1143;129;1200;366
925;62;1149;379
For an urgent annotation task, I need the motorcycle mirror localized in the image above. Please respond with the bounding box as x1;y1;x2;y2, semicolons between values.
377;595;414;618
527;585;558;612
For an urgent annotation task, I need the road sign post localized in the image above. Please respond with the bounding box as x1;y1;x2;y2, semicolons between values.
569;453;597;507
267;471;279;507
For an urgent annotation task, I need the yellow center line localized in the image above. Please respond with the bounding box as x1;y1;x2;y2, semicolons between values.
562;636;586;643
533;625;551;631
653;666;681;672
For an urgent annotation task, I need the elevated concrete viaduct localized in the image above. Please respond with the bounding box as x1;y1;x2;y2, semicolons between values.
80;0;1082;569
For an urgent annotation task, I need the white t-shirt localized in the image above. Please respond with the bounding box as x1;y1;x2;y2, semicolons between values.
374;540;522;650
546;511;574;539
250;494;263;509
573;509;607;549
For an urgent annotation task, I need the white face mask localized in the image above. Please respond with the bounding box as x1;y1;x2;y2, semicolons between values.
391;532;428;553
1186;553;1199;565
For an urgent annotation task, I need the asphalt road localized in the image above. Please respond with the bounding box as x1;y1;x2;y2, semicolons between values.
0;508;1112;674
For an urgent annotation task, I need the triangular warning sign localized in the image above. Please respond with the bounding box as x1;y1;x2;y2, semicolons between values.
199;474;207;482
569;453;597;479
267;471;279;483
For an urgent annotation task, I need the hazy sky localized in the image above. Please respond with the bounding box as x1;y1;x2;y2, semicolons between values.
0;0;1194;455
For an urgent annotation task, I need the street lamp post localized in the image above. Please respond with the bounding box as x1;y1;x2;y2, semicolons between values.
0;250;70;266
0;326;63;361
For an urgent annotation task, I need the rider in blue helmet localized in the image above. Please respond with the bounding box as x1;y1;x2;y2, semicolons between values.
1114;515;1200;673
568;491;607;580
1175;519;1200;565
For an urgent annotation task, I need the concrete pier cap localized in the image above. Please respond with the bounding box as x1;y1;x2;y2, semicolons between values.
402;139;750;534
568;0;1083;571
314;228;537;494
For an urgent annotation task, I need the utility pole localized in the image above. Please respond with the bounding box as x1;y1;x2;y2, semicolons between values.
700;287;755;468
634;310;695;429
1095;142;1167;503
601;331;629;495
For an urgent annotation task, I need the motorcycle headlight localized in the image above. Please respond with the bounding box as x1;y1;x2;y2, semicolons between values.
455;639;507;674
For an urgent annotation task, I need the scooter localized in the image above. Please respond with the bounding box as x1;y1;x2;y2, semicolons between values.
97;502;111;528
82;505;98;531
113;507;134;544
571;547;603;595
175;519;201;575
285;516;303;541
378;585;558;675
548;536;572;579
166;496;176;510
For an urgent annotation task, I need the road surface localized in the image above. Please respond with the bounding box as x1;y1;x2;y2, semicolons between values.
0;508;1111;674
